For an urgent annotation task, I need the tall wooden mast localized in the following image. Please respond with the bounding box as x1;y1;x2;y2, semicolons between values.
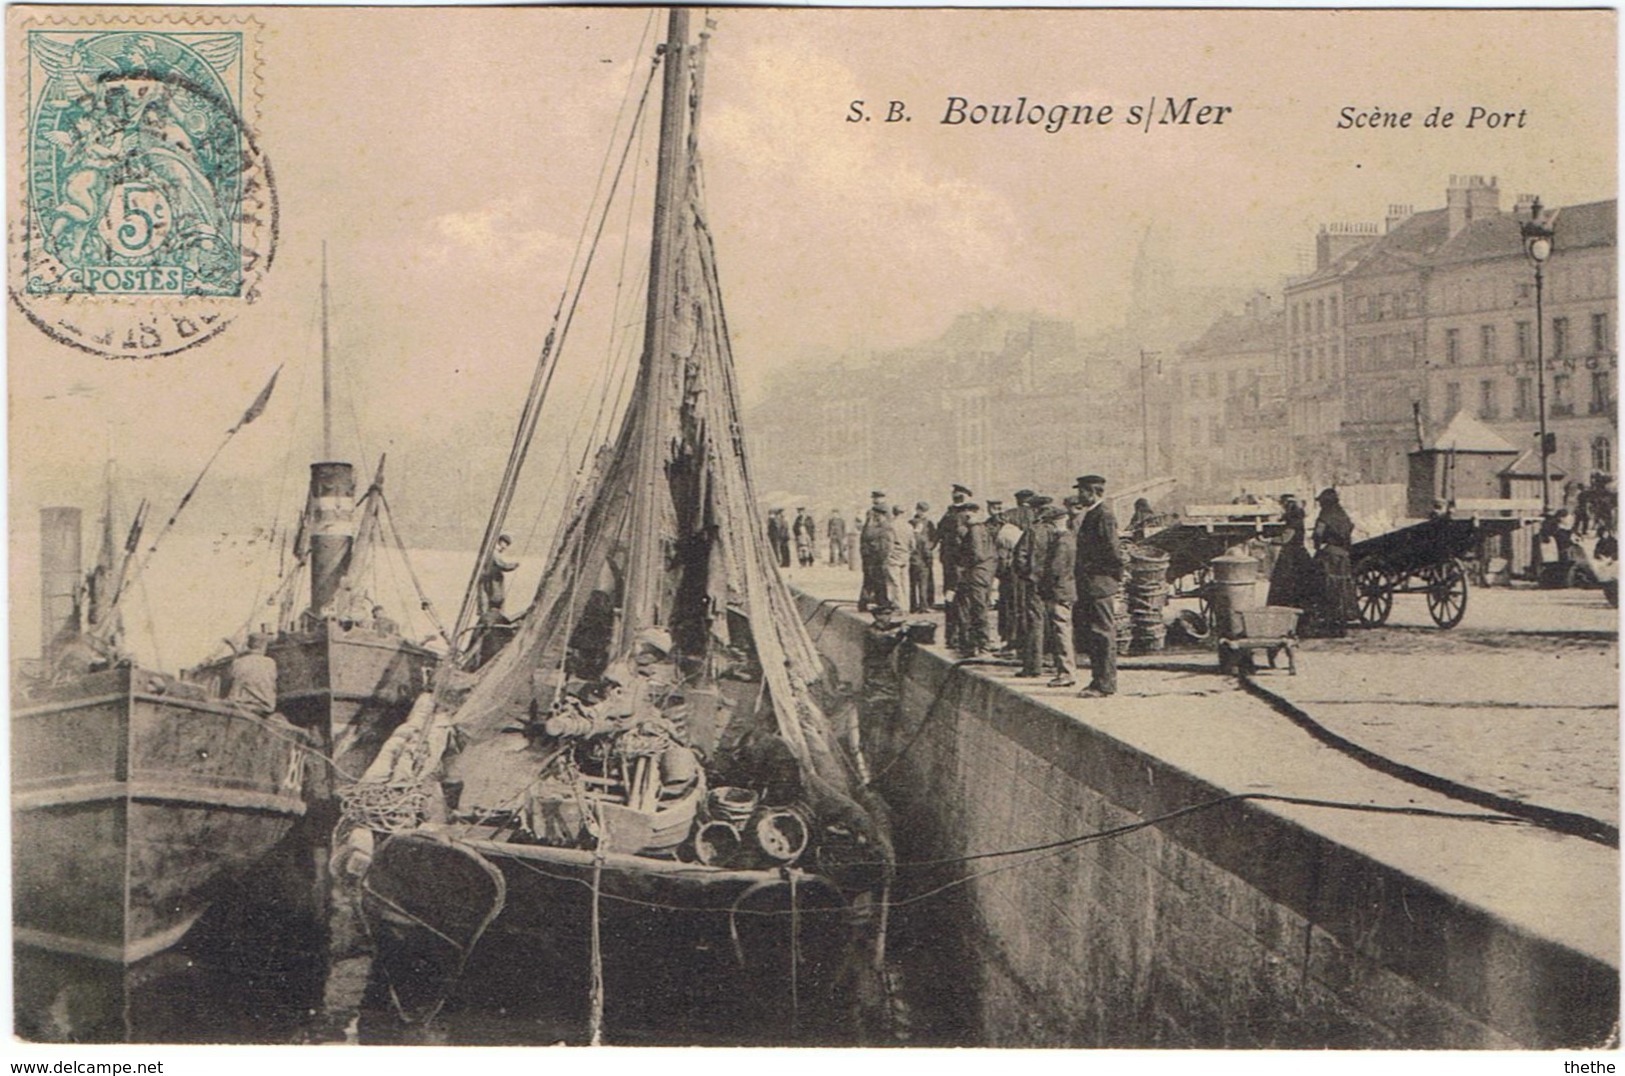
619;8;691;655
321;240;333;461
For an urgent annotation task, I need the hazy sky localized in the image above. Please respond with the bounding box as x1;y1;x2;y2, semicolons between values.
8;6;1616;502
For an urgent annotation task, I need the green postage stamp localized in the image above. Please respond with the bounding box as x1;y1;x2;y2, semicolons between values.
14;15;274;357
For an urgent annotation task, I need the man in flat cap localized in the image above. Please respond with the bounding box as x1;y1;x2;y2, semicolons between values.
1011;494;1055;678
1073;475;1126;697
936;485;972;644
767;508;791;569
888;504;913;616
909;501;937;613
1038;503;1079;686
826;508;848;567
859;492;894;612
793;506;817;568
985;499;1013;648
1002;489;1039;654
953;502;997;656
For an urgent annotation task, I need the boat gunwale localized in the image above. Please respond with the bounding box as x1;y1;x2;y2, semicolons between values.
447;831;843;888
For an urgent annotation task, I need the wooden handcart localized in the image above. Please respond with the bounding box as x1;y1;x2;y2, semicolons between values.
1350;503;1538;630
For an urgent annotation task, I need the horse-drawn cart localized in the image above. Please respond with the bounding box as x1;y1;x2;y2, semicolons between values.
1351;501;1539;629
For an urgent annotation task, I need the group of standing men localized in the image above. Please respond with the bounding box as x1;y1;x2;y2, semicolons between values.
918;477;1126;699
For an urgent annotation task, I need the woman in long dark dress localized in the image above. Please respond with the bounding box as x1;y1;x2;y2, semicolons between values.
1311;487;1357;637
1267;494;1312;611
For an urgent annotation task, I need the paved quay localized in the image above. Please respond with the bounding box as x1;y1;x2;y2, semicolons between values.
789;564;1619;973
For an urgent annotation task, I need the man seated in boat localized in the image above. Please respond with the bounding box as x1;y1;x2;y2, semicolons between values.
226;632;279;717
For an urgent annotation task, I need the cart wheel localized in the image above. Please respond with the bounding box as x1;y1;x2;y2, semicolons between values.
1355;561;1394;628
1424;558;1469;629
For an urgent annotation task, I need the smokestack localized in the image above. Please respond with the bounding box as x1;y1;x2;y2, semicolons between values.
40;508;82;659
308;462;357;617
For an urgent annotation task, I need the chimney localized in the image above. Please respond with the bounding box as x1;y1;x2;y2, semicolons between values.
1385;204;1415;234
1316;222;1380;269
1514;193;1540;220
1447;174;1500;237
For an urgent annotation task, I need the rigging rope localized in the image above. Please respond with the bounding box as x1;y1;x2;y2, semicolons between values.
451;46;663;652
378;490;452;648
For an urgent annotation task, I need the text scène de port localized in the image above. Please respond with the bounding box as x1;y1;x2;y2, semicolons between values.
847;97;1233;133
1338;105;1528;130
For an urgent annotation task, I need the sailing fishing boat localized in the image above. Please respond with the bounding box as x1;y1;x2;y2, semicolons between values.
12;439;306;1042
354;11;894;1043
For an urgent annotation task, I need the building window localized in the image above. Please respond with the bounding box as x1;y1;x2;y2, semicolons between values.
1330;296;1339;327
1208;371;1218;396
1445;381;1461;417
1291;305;1299;335
1478;379;1498;419
1591;370;1613;415
1516;321;1531;360
1553;317;1570;359
1593;436;1613;476
1480;324;1496;364
1445;328;1460;365
1553;373;1573;415
1329;343;1340;381
1593;312;1611;353
1189;373;1201;397
1515;377;1533;418
1316;299;1325;332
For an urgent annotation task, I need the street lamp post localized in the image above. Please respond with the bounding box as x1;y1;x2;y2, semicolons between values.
1521;197;1555;515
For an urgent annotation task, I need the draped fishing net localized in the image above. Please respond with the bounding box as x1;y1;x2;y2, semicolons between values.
438;52;890;864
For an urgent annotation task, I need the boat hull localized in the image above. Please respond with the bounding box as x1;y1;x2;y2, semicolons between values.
11;666;307;1041
360;830;874;1044
189;624;436;785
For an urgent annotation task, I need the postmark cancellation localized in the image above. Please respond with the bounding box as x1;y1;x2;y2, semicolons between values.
10;11;275;358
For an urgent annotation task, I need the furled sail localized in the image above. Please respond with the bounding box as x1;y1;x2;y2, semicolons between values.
443;25;884;848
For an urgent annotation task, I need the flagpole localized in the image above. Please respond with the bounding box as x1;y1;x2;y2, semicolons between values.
95;367;283;634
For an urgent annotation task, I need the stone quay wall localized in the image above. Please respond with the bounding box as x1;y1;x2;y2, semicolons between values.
796;592;1617;1048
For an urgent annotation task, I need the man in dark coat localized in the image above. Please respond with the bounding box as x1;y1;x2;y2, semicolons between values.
1011;494;1054;677
1073;475;1126;697
792;507;817;567
953;502;997;656
859;492;894;612
1001;489;1038;654
909;501;937;613
767;509;792;569
987;498;1012;648
826;509;848;566
935;484;971;642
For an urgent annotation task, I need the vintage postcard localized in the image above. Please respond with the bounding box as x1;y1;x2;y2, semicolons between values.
6;4;1617;1060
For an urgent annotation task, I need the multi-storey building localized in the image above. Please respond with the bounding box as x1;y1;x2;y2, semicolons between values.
1425;196;1617;493
1166;292;1284;500
1283;222;1378;486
